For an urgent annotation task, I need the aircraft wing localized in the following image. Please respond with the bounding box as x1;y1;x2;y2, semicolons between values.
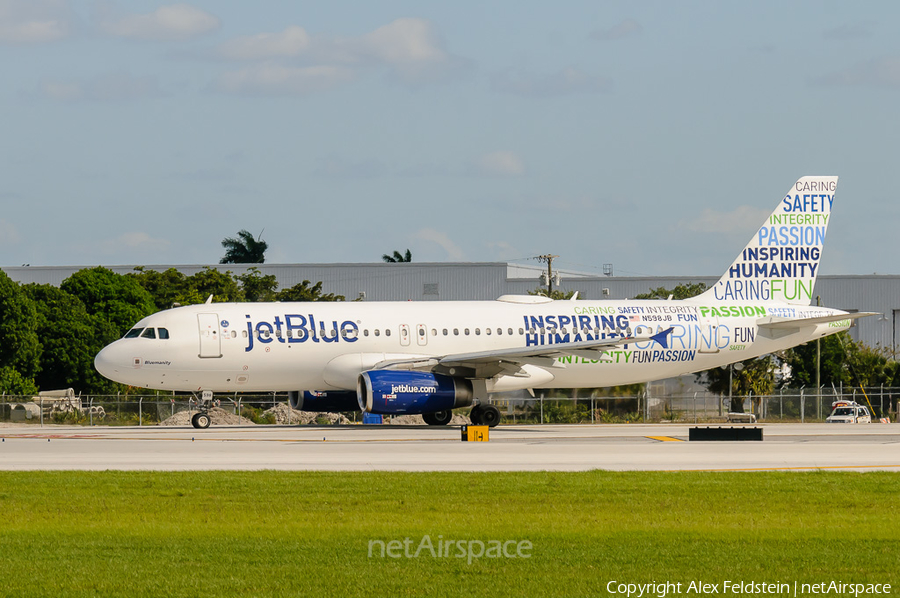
375;327;674;374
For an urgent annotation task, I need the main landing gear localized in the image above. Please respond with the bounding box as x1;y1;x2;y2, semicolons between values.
469;404;501;428
191;390;214;429
422;410;453;426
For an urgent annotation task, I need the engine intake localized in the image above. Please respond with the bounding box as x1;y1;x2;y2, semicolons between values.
357;371;473;415
288;390;360;412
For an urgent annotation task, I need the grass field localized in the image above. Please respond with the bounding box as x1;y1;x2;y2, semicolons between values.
0;471;897;597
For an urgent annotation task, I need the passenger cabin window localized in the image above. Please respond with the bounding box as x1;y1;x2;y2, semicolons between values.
125;328;144;339
475;328;481;335
385;329;391;337
141;328;156;339
485;328;491;335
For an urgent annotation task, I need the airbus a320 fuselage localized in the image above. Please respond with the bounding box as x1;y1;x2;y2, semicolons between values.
95;176;869;428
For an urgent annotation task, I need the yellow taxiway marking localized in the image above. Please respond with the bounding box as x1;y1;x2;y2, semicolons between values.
646;436;684;442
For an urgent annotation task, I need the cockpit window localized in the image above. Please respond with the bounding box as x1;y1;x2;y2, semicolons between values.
158;328;170;339
125;328;144;339
141;328;157;339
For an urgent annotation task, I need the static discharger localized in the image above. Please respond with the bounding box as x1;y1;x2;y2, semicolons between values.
461;425;489;442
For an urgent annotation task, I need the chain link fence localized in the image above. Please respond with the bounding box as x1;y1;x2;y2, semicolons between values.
1;387;897;426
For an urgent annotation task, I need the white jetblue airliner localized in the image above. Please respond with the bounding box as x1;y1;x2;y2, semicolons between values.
95;176;872;428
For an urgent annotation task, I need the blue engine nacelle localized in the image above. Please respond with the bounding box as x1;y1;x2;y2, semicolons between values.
288;390;360;412
357;371;474;415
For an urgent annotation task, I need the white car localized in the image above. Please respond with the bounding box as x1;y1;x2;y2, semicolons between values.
826;402;872;424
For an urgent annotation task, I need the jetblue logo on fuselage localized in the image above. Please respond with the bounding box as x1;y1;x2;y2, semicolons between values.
245;314;359;352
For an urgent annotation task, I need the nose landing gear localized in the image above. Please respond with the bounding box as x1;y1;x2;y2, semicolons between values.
191;390;214;429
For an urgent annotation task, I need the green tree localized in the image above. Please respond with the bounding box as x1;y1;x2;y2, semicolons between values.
61;267;156;335
275;280;345;302
382;249;412;263
128;267;193;311
696;355;776;412
237;267;278;302
221;230;268;264
527;288;577;300
185;267;245;303
634;282;708;300
0;366;38;395
780;332;874;389
0;269;40;380
22;284;120;394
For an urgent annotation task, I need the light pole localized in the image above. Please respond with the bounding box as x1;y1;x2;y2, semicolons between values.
722;362;744;413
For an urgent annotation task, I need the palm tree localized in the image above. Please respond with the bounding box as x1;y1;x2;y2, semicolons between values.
382;249;412;263
220;230;268;264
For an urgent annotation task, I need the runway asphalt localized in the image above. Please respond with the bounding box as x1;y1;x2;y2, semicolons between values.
1;423;898;472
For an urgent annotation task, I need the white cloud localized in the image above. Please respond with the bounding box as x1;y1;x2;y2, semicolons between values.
352;17;468;84
0;0;73;44
680;206;771;234
475;151;526;177
212;17;469;95
102;232;170;253
217;25;310;60
413;228;465;260
823;22;875;40
492;67;612;98
212;64;354;96
100;3;219;41
0;218;22;245
314;156;387;179
487;241;520;261
813;56;900;88
37;71;162;102
590;19;642;41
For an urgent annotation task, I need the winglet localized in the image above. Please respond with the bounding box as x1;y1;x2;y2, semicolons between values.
651;327;674;349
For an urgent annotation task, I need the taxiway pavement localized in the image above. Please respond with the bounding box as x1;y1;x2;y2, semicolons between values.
1;423;898;472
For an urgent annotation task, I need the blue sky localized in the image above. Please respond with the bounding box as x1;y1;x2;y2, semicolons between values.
1;1;898;277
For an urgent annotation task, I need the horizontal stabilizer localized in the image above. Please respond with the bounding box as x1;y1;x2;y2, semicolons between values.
756;312;876;340
756;312;877;330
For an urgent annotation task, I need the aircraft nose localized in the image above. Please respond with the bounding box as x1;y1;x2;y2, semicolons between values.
94;342;126;381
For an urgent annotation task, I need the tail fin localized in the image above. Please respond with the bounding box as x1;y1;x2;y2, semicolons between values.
698;176;837;305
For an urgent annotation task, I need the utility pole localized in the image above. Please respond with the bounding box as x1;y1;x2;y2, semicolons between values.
816;295;821;409
536;254;558;297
